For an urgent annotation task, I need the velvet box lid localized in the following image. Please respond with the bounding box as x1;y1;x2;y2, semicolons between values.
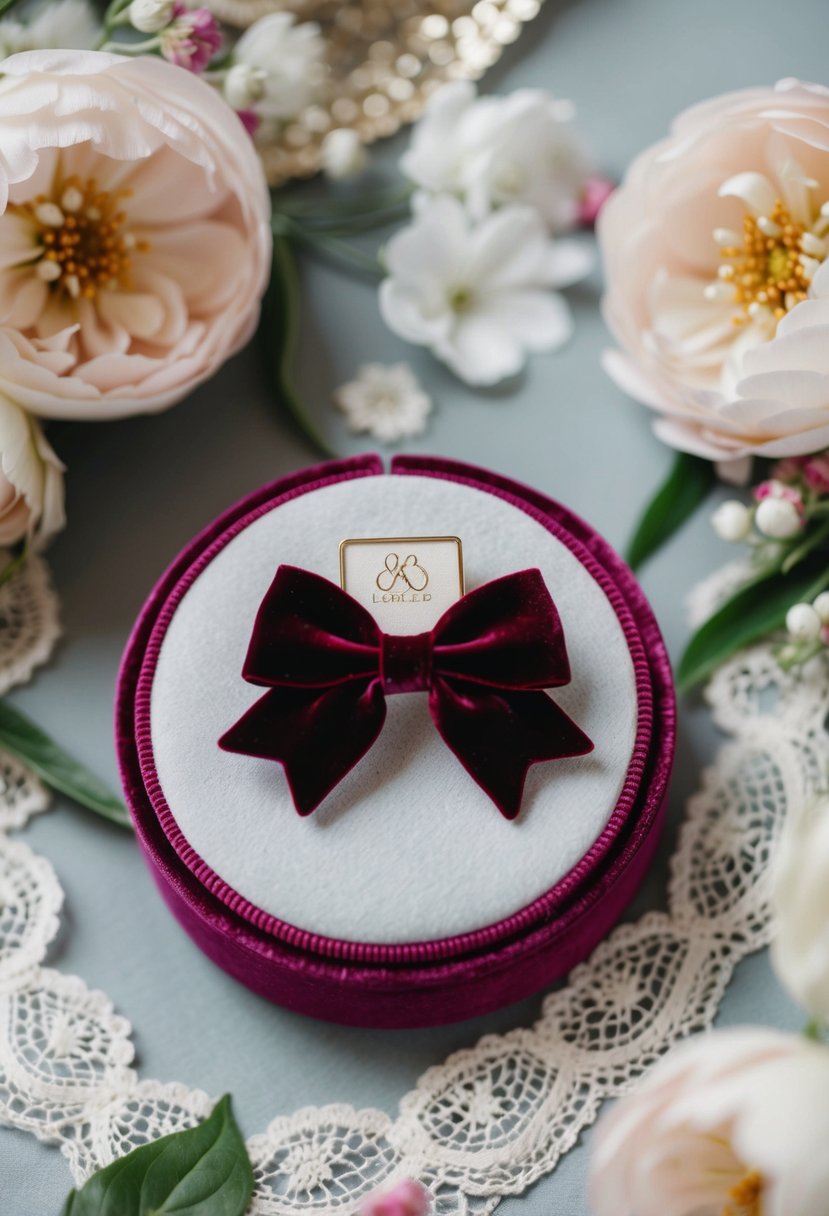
116;454;675;1028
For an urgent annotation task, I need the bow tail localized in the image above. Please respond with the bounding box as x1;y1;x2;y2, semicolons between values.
219;680;386;815
431;677;594;820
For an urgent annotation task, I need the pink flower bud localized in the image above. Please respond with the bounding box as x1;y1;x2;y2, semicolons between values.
361;1179;431;1216
161;3;222;73
578;175;615;226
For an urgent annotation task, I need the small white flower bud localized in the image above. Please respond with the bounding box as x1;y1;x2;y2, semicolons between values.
320;128;368;181
813;591;829;625
129;0;174;34
786;602;822;642
223;63;265;111
755;496;802;539
711;500;752;542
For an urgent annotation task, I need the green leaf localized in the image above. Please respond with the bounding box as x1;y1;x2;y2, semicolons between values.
0;0;25;17
0;701;131;829
625;451;716;571
63;1095;253;1216
258;235;335;458
677;562;829;692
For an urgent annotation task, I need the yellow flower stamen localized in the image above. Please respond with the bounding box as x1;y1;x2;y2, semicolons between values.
11;176;150;302
715;199;825;329
722;1168;764;1216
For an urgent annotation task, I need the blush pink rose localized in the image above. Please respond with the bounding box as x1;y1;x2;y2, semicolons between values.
0;49;271;420
599;80;829;479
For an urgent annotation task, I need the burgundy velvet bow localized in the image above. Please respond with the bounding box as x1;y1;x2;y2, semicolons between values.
219;565;593;819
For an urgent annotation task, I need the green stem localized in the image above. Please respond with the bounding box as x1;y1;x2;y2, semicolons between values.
804;1018;824;1042
275;184;413;223
258;236;335;457
98;35;161;54
0;543;28;592
288;226;384;278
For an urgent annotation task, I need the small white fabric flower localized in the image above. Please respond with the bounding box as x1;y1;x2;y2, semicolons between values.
772;793;829;1020
401;81;591;233
232;12;325;125
379;195;591;386
334;363;432;444
0;0;98;55
590;1027;829;1216
321;129;368;181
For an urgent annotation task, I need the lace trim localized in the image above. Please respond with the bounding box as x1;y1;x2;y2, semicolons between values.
0;553;61;697
0;573;823;1211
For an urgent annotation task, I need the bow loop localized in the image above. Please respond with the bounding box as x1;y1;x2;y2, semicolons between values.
242;565;380;689
431;569;570;689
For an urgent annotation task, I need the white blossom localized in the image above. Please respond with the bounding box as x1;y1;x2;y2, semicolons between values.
401;81;591;233
334;363;432;444
232;13;325;125
772;793;829;1021
379;195;591;386
0;0;98;55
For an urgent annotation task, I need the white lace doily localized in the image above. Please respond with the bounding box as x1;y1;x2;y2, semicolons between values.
1;563;826;1213
0;553;60;698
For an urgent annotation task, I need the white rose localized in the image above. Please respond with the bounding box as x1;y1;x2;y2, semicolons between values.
0;394;65;549
771;793;829;1021
590;1027;829;1216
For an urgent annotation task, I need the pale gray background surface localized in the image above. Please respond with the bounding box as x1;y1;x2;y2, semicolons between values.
2;0;815;1210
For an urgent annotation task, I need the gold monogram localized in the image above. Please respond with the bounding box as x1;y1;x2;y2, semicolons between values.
375;553;429;593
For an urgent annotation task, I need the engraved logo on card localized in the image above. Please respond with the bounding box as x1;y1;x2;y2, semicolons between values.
373;553;431;603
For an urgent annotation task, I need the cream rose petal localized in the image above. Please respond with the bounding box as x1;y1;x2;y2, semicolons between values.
0;49;271;419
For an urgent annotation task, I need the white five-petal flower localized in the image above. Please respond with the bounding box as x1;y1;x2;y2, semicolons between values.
334;363;432;443
379;195;592;386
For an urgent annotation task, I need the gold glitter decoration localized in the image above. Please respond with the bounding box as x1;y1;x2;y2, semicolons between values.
204;0;546;185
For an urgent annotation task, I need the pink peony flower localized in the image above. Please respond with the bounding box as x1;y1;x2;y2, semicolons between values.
599;80;829;479
0;50;271;420
160;4;221;73
360;1179;431;1216
589;1028;829;1216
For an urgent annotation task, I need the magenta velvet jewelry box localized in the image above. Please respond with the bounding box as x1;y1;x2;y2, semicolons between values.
116;454;675;1028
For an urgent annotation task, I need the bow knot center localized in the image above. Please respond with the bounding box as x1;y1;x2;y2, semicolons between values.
380;631;433;694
